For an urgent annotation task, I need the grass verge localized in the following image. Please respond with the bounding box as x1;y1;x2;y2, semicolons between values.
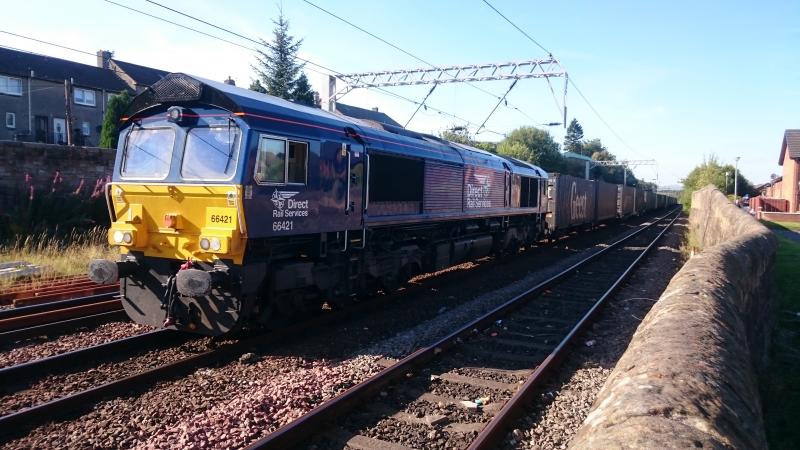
0;227;117;290
763;236;800;449
761;220;800;232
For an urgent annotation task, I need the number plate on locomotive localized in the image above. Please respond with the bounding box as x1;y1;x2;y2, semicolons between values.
205;207;237;229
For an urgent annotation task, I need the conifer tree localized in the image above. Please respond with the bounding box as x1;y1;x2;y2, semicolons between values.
563;118;584;155
250;10;319;107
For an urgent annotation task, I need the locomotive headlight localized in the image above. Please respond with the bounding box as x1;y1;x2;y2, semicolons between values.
210;237;222;252
113;230;124;244
122;232;133;244
199;237;211;251
167;106;183;123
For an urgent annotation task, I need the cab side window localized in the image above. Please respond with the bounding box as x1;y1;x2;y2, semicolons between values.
255;136;308;184
287;141;308;184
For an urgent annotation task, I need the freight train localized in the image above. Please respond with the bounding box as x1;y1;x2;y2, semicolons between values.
88;73;676;336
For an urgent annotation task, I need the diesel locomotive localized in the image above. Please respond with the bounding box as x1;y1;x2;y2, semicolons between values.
88;73;673;336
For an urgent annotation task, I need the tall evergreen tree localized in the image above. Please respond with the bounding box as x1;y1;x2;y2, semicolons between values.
250;10;319;106
563;118;584;155
99;90;132;148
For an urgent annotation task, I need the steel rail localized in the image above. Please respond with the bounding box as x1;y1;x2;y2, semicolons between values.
244;207;680;450
0;292;117;320
0;299;122;333
0;329;180;386
467;209;681;450
0;310;128;343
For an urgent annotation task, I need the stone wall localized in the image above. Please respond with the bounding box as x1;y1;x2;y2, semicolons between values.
571;186;776;450
0;141;115;208
0;141;115;236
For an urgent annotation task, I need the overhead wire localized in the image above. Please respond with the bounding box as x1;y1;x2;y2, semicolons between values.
480;0;658;161
114;0;506;136
300;0;541;128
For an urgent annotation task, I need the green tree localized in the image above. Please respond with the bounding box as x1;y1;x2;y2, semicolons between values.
99;90;132;149
251;10;319;106
679;155;757;205
563;118;584;155
249;79;267;93
497;126;563;171
292;73;316;107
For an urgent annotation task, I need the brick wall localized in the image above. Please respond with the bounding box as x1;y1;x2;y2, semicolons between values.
0;140;115;210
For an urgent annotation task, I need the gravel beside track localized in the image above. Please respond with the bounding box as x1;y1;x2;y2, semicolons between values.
0;337;210;417
0;322;151;368
2;215;667;449
503;217;688;450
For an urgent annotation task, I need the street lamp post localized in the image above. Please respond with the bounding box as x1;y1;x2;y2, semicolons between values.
734;157;741;205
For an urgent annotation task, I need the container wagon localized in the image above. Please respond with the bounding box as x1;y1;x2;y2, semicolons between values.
546;174;597;233
617;185;636;218
595;180;618;221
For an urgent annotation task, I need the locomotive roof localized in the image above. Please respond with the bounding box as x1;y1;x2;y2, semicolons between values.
125;73;546;178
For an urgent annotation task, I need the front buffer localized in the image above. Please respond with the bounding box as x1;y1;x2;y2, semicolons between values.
113;256;249;335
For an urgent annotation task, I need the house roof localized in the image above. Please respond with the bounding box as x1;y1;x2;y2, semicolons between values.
111;59;168;87
779;129;800;165
335;102;402;127
0;47;129;92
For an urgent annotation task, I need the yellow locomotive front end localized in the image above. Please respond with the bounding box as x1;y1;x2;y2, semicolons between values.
91;182;254;335
106;184;246;264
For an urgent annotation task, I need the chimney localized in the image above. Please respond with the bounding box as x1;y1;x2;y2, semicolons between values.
224;76;236;86
371;107;379;112
96;50;113;69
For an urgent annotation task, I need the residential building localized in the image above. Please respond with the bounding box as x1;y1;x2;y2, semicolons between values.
0;47;131;146
775;129;800;212
0;48;170;147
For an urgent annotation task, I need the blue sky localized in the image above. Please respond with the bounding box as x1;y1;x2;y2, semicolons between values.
3;0;798;187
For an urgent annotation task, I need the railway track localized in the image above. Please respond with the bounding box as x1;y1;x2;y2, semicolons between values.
1;275;119;307
0;280;431;441
0;293;124;341
0;329;183;388
244;208;681;450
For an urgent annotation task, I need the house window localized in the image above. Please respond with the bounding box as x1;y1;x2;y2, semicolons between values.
254;135;308;184
0;75;23;96
81;122;91;136
5;112;15;129
74;88;96;106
